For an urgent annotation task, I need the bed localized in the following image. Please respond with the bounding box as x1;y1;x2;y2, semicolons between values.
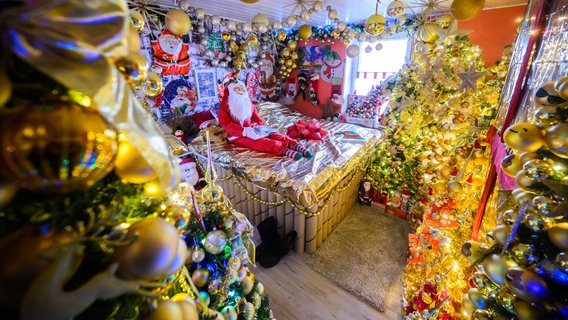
188;102;382;253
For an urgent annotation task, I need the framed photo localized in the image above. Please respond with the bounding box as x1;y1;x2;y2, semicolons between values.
194;69;218;102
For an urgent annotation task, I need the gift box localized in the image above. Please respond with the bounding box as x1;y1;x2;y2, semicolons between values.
371;190;388;210
386;205;407;220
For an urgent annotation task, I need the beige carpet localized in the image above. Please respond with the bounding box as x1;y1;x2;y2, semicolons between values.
305;203;411;312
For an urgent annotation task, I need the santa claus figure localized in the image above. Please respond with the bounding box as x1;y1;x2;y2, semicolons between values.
151;29;191;76
256;54;278;101
180;157;206;190
218;80;312;160
170;86;194;115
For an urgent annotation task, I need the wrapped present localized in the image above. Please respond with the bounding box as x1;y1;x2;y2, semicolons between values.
287;119;328;140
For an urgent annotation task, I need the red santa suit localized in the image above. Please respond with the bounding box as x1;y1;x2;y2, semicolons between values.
151;29;191;76
218;81;297;155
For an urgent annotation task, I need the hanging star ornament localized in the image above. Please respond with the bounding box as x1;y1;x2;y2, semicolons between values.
435;21;472;46
457;64;486;92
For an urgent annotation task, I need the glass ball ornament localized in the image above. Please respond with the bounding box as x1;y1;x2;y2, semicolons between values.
365;14;386;35
483;254;519;286
544;122;568;158
501;153;522;178
129;10;145;32
523;159;554;180
535;105;561;127
201;183;224;203
503;123;544;152
548;222;568;251
471;309;493;320
221;306;238;320
511;243;537;265
161;205;191;230
387;0;405;17
0;100;118;193
115;52;149;84
165;8;191;36
313;1;323;12
241;276;254;294
555;252;568;273
365;45;372;53
195;8;205;19
178;0;190;11
287;40;297;51
375;43;383;50
524;213;546;233
286;15;297;27
114;136;157;184
451;0;485;21
204;230;227;254
328;9;338;20
112;217;181;280
533;195;556;216
504;266;550;304
468;287;489;309
142;72;163;97
191;268;210;287
241;302;255;320
497;289;516;313
298;24;312;40
199;291;210;307
346;44;359;58
211;15;221;26
472;271;491;288
192;248;206;263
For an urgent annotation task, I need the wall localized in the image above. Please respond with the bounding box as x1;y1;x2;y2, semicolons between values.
458;5;526;66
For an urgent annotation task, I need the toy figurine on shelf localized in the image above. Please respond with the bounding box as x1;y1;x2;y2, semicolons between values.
358;179;373;205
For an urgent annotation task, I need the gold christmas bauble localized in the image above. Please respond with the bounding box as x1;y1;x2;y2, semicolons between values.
277;31;287;41
523;159;553;180
222;31;231;41
161;205;191;230
492;224;512;246
503;123;544;152
241;276;254;295
281;47;290;57
500;153;522;177
0;100;117;193
461;294;477;316
241;302;256;320
171;294;199;320
191;268;210;287
192;249;205;263
144;299;198;320
287;40;297;51
201;183;224;203
298;24;312;40
115;52;149;84
365;14;386;35
204;230;227;254
114;137;157;184
143;179;167;198
142;72;164;97
451;0;486;21
165;9;191;36
544;122;568;158
555;76;568;100
516;171;540;193
387;0;405;17
519;151;540;165
416;23;440;43
548;222;568;251
129;10;145;32
436;14;454;28
241;0;260;3
534;82;567;107
483;254;518;286
534;105;561;127
504;267;549;303
461;240;490;262
468;288;488;309
128;25;142;54
112;217;181;280
222;306;238;320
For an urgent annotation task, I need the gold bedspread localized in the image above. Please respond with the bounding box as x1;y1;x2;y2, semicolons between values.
188;102;382;214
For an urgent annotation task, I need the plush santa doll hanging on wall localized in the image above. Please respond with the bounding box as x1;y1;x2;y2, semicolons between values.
151;29;191;76
218;80;313;160
256;54;278;101
179;157;206;190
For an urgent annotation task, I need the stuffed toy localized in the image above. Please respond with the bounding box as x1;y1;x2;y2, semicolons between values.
174;127;188;145
179;157;206;190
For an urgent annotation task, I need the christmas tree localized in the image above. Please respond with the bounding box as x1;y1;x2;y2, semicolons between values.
364;20;510;318
0;1;272;319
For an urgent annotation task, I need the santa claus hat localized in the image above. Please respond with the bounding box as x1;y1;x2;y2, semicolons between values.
263;54;274;65
160;28;180;38
180;157;196;167
177;86;189;94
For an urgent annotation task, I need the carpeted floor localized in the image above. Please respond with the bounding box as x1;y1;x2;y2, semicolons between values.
305;203;411;312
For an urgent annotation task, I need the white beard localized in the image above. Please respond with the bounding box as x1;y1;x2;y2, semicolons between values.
228;92;253;125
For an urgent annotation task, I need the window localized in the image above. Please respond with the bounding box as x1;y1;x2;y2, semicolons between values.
344;38;410;96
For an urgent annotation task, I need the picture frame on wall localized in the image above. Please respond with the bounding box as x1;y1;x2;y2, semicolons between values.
194;69;218;103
